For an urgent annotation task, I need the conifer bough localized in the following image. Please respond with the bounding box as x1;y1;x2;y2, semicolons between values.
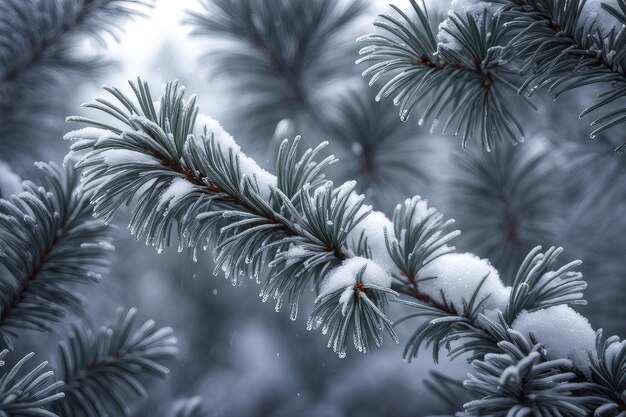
0;162;114;349
65;79;626;415
0;307;177;417
0;349;64;417
359;0;626;151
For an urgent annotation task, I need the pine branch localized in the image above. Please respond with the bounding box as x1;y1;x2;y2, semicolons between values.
64;79;625;415
465;338;591;416
358;0;531;150
449;143;557;280
494;0;626;144
0;162;114;349
587;331;626;415
0;349;64;417
186;0;365;133
0;0;153;159
320;85;432;211
65;79;456;356
53;307;178;417
0;0;153;95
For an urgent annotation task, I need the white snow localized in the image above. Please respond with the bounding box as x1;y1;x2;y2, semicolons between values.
192;113;277;200
193;113;240;152
347;210;397;273
63;127;109;142
101;149;161;166
418;252;510;315
0;161;22;197
437;18;462;52
580;0;624;35
319;257;392;313
158;177;196;209
238;155;277;201
281;244;311;267
437;0;503;51
511;305;597;377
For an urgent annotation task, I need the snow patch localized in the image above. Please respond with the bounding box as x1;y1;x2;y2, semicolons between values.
63;127;109;142
193;113;240;153
158;177;196;209
319;257;392;313
282;244;311;267
101;149;160;166
419;252;509;315
511;305;597;377
437;0;503;51
347;210;396;273
192;113;276;200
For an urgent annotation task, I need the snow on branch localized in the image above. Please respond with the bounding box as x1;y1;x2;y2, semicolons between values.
64;79;626;415
492;0;626;145
357;0;530;150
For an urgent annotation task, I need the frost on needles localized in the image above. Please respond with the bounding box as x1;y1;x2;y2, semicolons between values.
359;0;626;151
64;79;626;415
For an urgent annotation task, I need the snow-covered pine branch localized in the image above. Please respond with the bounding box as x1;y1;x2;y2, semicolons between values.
360;0;626;151
357;0;532;150
494;0;626;143
0;162;114;349
66;79;408;357
65;79;626;415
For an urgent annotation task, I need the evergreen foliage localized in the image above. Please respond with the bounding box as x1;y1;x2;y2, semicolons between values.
186;0;366;133
53;307;178;417
358;0;531;150
496;0;626;143
360;0;626;151
465;339;590;416
2;0;626;415
0;349;64;417
64;79;626;416
186;0;431;210
0;162;113;349
449;144;555;279
0;0;153;158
